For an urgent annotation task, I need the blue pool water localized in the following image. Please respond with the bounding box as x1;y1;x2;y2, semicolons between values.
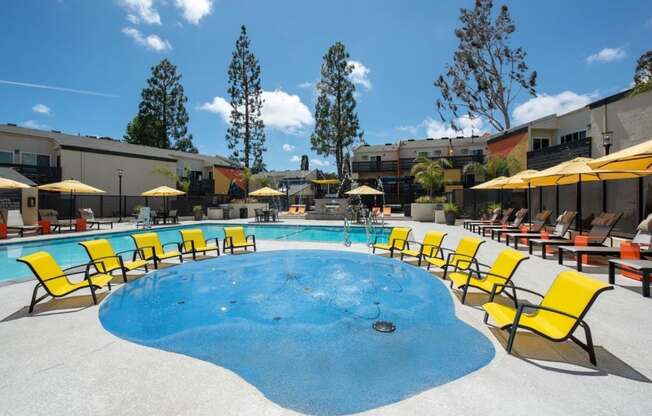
0;224;388;282
99;250;495;415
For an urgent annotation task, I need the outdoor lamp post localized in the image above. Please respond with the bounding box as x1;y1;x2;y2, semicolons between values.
279;183;289;210
117;168;124;222
602;131;613;156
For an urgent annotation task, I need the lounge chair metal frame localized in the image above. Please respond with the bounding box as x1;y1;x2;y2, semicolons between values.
180;229;221;260
425;238;485;280
449;252;529;304
79;241;150;283
493;210;551;242
484;281;613;365
399;231;447;266
481;208;528;238
505;211;577;250
16;258;112;313
223;231;257;254
471;208;513;233
131;234;184;269
372;227;411;258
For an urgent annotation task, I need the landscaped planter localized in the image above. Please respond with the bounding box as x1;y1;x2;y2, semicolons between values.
445;212;456;225
410;203;436;222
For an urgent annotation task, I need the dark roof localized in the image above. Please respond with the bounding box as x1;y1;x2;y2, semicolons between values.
588;88;634;109
0;167;37;186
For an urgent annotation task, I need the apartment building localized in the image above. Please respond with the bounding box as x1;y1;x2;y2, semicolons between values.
487;88;652;170
0;124;240;195
351;135;488;203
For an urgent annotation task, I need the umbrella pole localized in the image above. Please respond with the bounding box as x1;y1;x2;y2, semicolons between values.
577;174;582;234
70;190;74;228
527;184;531;224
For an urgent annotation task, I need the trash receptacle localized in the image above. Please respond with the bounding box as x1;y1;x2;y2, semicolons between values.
240;207;248;218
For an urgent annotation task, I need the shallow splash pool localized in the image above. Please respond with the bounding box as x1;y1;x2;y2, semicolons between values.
99;250;495;415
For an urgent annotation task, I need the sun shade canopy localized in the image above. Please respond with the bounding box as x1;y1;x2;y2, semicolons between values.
0;177;32;190
497;170;539;189
588;138;652;170
471;176;508;190
249;187;285;197
141;186;186;197
38;179;105;194
346;185;384;195
522;157;652;186
311;179;340;185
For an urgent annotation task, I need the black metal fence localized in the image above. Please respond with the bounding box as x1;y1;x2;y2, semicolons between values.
38;193;231;219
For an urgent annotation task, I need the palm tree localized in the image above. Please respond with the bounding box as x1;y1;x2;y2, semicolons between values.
411;156;451;198
465;156;521;181
463;161;486;182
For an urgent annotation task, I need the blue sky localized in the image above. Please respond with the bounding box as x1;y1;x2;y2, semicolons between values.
1;0;650;171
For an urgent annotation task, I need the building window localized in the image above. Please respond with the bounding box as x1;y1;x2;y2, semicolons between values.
434;150;442;156
22;152;50;166
461;148;469;155
361;155;369;161
532;137;550;151
417;151;429;158
472;149;483;156
0;150;12;164
560;130;587;144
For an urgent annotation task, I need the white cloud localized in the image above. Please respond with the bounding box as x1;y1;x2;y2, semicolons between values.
174;0;213;24
20;120;48;130
512;90;597;125
586;47;627;64
282;143;296;152
120;0;161;25
348;60;372;90
398;115;484;139
290;155;301;163
311;159;330;167
32;104;51;115
198;89;314;134
297;81;313;89
122;27;172;52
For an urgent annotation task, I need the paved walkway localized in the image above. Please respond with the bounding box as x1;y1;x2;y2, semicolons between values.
0;219;650;415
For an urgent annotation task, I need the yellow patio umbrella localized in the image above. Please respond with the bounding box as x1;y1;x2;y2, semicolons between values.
39;179;105;225
141;186;186;215
470;176;508;190
0;177;32;189
522;157;652;232
588;138;652;170
497;170;539;223
346;185;384;196
249;186;285;197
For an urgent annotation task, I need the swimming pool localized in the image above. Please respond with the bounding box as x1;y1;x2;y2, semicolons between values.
100;250;495;415
0;224;389;282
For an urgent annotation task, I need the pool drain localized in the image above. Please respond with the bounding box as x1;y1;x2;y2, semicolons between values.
373;321;396;333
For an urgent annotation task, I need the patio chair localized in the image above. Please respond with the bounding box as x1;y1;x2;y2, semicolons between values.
505;211;576;250
78;208;113;229
223;226;256;254
17;251;113;313
179;229;220;260
479;208;528;237
529;212;622;259
131;232;183;268
38;209;67;233
463;208;501;230
383;206;392;217
483;270;613;365
557;213;652;271
400;230;447;266
135;207;152;229
472;208;514;234
448;249;528;304
371;207;381;217
271;208;279;222
254;208;264;222
167;209;179;224
79;239;150;283
424;236;485;280
494;210;551;243
287;206;298;215
372;227;411;257
1;209;41;237
296;205;306;215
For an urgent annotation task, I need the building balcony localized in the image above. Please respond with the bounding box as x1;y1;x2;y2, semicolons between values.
527;137;592;170
183;178;214;195
352;155;484;174
0;163;62;185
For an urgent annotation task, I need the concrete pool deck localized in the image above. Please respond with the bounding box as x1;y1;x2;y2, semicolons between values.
0;219;650;415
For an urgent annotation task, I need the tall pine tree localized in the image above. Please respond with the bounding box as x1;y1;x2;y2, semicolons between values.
130;59;197;153
226;25;266;172
310;42;363;180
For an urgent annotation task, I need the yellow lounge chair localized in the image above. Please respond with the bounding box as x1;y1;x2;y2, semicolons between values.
180;229;220;260
400;231;447;266
223;226;256;254
424;236;485;280
372;227;411;257
131;232;183;268
79;239;150;283
483;270;613;365
448;249;528;304
17;251;113;313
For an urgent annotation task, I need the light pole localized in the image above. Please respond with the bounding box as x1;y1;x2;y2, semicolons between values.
117;169;124;222
601;131;613;155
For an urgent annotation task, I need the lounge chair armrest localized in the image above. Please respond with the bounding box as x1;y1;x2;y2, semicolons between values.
136;245;156;259
392;238;408;249
490;284;545;301
223;236;233;248
516;304;580;321
85;259;116;277
163;242;181;251
207;237;221;247
180;239;196;253
116;249;138;257
474;270;512;281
